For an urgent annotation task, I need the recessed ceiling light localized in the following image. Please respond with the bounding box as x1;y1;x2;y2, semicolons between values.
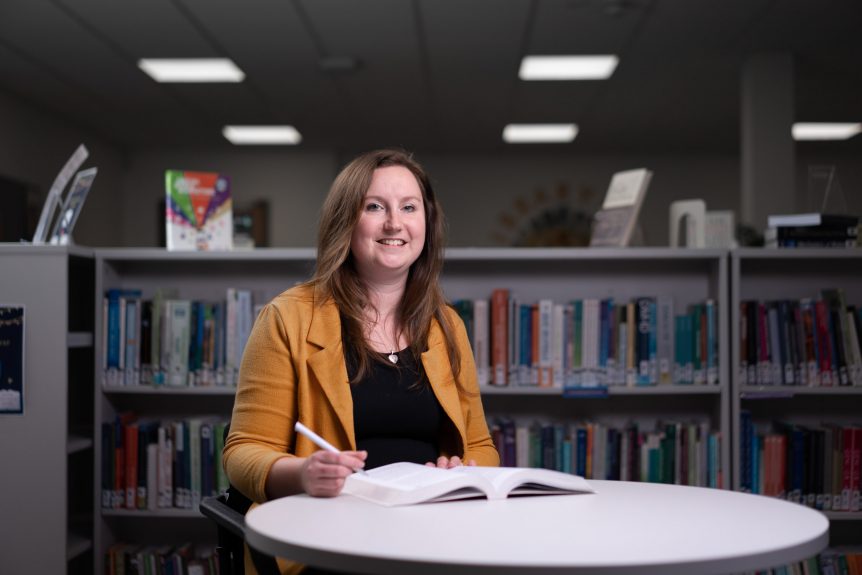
502;124;578;143
138;58;245;83
519;55;618;80
792;122;862;141
223;126;302;145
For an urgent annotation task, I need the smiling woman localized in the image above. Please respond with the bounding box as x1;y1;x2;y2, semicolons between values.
223;149;499;574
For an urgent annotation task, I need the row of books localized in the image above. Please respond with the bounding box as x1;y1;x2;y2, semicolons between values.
739;411;861;511
103;287;258;388
739;289;862;387
105;542;218;575
745;551;862;575
455;291;719;388
101;414;229;511
489;418;723;488
765;212;859;249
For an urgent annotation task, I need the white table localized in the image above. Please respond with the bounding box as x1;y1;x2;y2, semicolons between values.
245;480;829;575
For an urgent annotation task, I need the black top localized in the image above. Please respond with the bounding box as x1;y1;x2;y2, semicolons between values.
347;347;446;470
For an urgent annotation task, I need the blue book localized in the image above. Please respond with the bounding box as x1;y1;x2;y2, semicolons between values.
575;428;587;477
105;288;142;375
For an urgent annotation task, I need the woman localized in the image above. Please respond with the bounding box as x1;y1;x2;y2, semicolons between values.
223;149;499;572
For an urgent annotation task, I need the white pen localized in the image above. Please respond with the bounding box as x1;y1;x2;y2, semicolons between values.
294;421;366;474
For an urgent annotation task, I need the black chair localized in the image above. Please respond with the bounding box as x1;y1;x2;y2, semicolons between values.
199;426;280;575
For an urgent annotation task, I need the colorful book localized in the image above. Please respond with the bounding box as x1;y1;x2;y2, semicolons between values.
165;170;233;251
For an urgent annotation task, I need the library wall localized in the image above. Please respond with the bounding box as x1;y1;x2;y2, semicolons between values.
118;148;338;247
112;148;744;248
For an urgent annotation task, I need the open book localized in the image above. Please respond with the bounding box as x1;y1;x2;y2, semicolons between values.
342;462;594;507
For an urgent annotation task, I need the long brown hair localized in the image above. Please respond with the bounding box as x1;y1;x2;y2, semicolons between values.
310;149;461;384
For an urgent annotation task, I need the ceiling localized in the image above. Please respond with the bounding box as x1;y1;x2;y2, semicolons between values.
0;0;860;155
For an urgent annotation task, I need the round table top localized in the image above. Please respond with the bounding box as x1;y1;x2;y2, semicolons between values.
245;480;829;575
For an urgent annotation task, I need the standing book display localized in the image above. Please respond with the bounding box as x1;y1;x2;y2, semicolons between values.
589;168;653;247
49;167;98;245
165;170;233;251
32;144;90;245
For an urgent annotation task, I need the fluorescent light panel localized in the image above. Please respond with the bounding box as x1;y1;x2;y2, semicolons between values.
503;124;578;143
138;58;245;83
223;126;302;145
792;122;862;141
520;55;618;80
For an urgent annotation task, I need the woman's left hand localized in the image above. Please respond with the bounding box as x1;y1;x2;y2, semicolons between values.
426;455;477;469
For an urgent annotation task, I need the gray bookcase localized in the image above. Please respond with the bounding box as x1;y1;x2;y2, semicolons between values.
92;247;730;570
730;248;862;547
0;245;95;575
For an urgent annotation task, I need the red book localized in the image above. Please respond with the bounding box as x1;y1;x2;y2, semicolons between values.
842;427;854;511
491;289;509;386
815;300;833;386
124;421;139;509
852;427;861;512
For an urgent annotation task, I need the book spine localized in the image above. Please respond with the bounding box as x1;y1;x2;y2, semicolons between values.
490;289;508;386
537;299;553;387
473;299;490;386
657;296;674;385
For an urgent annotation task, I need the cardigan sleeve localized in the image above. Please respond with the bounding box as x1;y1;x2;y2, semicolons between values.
223;302;298;503
449;307;501;467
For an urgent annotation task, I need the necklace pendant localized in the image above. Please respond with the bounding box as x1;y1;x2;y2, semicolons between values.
388;351;398;364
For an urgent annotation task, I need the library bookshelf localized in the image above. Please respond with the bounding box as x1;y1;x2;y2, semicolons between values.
0;245;96;575
91;247;730;570
730;248;862;549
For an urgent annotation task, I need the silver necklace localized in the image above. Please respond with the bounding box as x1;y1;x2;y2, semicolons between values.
387;350;398;364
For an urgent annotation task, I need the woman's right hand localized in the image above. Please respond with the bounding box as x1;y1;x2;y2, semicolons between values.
300;450;367;497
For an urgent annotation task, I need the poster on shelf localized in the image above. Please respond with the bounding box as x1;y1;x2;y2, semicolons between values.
0;305;25;415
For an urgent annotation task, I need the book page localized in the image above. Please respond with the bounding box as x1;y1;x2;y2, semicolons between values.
450;466;594;496
343;462;487;506
359;462;457;490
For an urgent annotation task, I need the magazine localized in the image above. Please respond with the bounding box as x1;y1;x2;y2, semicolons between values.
342;462;594;507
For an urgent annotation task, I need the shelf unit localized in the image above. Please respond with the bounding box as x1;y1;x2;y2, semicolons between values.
730;248;862;549
93;248;317;574
92;247;730;569
0;245;95;575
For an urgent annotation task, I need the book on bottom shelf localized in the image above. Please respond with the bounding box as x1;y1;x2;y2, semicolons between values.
342;461;594;507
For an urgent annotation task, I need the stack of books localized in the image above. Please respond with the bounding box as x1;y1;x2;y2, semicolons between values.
765;213;859;248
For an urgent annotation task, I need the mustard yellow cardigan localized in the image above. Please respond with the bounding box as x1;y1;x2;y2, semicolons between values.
224;282;500;504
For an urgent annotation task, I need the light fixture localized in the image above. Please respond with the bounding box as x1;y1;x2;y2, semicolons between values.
519;55;618;80
792;122;862;141
502;124;578;144
138;58;245;83
223;126;302;145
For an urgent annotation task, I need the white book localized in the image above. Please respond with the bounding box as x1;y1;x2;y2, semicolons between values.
167;300;191;387
342;462;594;507
656;296;675;385
582;299;600;387
157;426;173;508
473;299;489;386
537;299;553;387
